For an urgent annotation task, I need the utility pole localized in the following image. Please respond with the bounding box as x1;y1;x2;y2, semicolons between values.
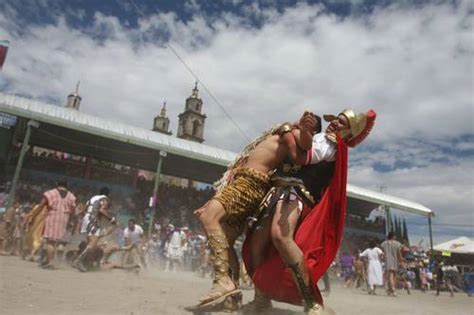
148;150;167;238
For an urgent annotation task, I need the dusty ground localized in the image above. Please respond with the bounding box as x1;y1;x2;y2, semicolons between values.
1;255;472;315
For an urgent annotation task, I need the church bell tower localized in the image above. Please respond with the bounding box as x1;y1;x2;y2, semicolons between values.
66;81;82;110
153;101;172;135
177;82;206;143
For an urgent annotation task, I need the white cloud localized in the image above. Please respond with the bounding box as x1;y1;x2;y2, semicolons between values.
349;156;474;226
0;1;473;239
1;2;471;146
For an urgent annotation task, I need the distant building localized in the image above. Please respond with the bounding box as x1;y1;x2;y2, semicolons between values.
66;81;81;110
177;82;206;143
152;102;172;135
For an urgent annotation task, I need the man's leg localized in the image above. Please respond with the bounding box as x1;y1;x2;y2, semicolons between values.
387;271;397;295
102;245;119;263
45;240;55;267
322;272;331;295
447;279;454;297
195;199;238;305
73;235;98;272
221;222;240;283
220;223;244;312
56;243;65;262
271;200;323;314
248;214;273;269
138;246;147;268
11;237;20;256
241;215;275;312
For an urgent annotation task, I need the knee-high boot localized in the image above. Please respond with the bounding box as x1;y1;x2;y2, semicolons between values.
207;230;230;282
288;262;324;315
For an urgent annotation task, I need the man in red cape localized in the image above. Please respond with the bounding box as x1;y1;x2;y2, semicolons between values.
242;109;376;314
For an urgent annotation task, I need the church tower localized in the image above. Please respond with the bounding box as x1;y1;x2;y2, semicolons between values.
66;81;81;110
177;82;206;143
153;101;172;135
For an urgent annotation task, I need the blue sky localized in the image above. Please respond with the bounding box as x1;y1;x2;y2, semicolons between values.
0;0;472;245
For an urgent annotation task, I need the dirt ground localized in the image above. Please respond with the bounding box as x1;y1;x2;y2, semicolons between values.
1;255;472;315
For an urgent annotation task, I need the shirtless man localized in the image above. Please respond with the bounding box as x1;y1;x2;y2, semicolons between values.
244;109;376;314
191;111;320;308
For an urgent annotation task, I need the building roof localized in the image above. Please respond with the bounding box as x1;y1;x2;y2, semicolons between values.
0;92;434;217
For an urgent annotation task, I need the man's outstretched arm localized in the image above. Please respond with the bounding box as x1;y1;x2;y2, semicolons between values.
281;130;309;165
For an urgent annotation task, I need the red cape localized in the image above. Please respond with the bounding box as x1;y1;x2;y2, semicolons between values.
242;138;348;306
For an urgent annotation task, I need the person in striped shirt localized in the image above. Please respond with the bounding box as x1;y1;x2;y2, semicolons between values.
39;179;77;269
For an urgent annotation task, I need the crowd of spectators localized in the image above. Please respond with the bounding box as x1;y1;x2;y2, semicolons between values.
333;237;473;297
1;161;472;295
0;172;216;276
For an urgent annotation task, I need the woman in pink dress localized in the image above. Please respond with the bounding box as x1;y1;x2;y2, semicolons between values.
40;179;76;269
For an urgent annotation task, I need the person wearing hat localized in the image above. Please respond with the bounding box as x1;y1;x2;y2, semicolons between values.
242;109;376;315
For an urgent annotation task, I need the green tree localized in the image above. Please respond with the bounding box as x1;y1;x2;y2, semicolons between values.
403;218;410;245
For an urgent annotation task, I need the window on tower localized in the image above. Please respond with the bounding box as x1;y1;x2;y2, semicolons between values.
192;120;200;137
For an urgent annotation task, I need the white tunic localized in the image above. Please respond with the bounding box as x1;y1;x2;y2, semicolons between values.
123;224;144;245
360;247;384;287
166;230;186;260
305;133;337;165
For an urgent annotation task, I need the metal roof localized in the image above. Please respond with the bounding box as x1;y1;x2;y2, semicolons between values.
347;184;433;217
0;92;434;217
0;93;235;165
0;92;233;183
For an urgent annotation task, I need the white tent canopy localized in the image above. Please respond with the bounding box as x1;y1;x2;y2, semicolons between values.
433;237;474;254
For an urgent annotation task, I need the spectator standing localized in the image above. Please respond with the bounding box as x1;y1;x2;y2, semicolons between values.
123;219;144;246
40;179;77;269
0;200;19;254
340;251;355;287
122;219;146;267
346;253;367;290
381;232;403;296
442;261;458;297
435;258;444;296
165;225;187;272
145;233;160;266
398;261;411;295
360;240;384;295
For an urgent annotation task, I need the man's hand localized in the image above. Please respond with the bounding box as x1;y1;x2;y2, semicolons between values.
299;111;319;134
193;202;209;217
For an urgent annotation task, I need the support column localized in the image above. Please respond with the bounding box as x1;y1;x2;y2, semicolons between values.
428;216;434;257
148;150;166;238
7;120;39;209
385;205;391;234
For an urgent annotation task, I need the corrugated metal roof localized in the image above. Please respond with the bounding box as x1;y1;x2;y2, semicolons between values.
0;92;434;217
347;184;433;217
0;93;236;166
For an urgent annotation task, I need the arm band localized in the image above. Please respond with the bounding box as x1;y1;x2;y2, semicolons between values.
277;123;292;137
